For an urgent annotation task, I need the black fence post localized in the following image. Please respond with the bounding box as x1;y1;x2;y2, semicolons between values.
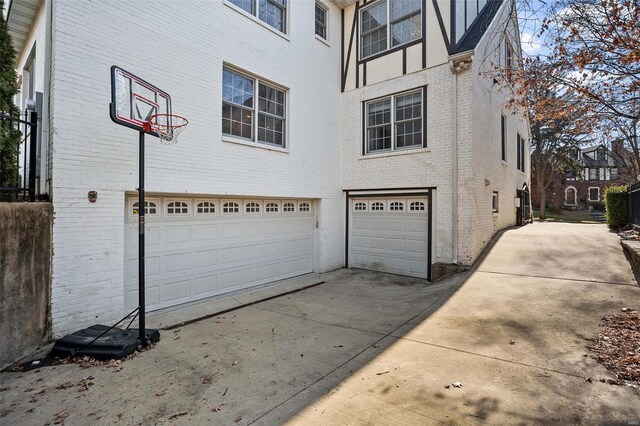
28;111;38;202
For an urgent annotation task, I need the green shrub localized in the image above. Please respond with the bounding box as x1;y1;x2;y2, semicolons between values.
591;201;605;211
604;185;627;227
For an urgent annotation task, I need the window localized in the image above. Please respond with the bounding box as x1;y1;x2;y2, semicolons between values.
360;0;422;59
132;201;157;215
265;202;279;212
246;202;260;213
167;201;189;215
565;187;577;205
223;202;240;213
299;202;311;212
371;201;385;211
611;168;618;180
505;38;514;69
223;67;286;147
283;202;295;212
588;168;599;180
409;201;425;211
501;115;507;161
516;134;525;172
389;201;404;211
366;89;423;154
492;192;499;213
315;2;328;40
197;202;216;214
228;0;287;33
589;187;600;201
354;202;367;211
596;148;606;161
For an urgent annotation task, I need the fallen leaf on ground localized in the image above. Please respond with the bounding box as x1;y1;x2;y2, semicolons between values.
56;382;75;390
376;371;389;376
1;409;13;417
212;404;223;412
53;410;69;424
77;376;94;392
235;415;242;422
0;387;10;392
444;385;450;389
589;310;640;384
156;390;166;396
201;375;214;384
232;361;238;366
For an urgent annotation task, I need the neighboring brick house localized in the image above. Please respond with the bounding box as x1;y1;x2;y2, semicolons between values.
532;143;627;210
6;0;530;337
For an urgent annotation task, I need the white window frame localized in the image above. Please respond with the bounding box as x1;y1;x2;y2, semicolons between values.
370;201;386;211
166;200;191;216
195;200;218;216
222;200;241;215
353;201;368;212
225;0;288;35
365;88;424;154
222;66;288;149
298;202;311;213
564;187;577;206
492;192;499;213
409;200;426;212
588;187;600;202
388;200;405;212
282;201;296;213
130;199;160;218
315;1;329;42
245;201;262;214
265;201;280;213
360;0;423;60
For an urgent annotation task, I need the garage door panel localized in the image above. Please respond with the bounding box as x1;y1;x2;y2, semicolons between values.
164;253;191;273
350;197;429;279
243;243;264;260
193;249;218;269
165;226;191;244
145;228;161;246
194;275;218;296
263;221;281;235
219;222;243;239
243;221;262;237
164;280;191;303
192;224;218;242
263;241;282;256
220;246;243;264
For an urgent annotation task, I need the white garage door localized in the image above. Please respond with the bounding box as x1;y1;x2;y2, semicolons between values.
349;197;429;279
124;197;314;311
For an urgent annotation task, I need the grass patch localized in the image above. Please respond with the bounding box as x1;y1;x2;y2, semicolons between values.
533;209;601;224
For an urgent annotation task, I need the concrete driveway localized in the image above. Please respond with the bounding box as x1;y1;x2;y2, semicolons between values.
1;222;639;425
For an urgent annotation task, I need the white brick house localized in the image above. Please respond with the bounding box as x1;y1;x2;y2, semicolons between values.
6;0;530;337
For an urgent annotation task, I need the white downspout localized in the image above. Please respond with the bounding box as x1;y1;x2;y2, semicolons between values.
451;70;458;264
41;0;52;197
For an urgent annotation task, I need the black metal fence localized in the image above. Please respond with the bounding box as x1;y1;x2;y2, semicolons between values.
628;182;640;227
0;110;38;202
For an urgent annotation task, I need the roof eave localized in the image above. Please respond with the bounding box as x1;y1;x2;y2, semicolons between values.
6;0;40;55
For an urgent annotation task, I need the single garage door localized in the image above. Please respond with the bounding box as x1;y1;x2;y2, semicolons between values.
349;196;429;279
124;196;314;311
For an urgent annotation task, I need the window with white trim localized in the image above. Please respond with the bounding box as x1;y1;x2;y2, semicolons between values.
283;202;295;212
354;201;367;211
246;202;261;213
197;202;216;214
492;192;499;213
222;67;286;147
389;201;404;211
371;201;385;211
132;201;157;216
265;202;279;212
360;0;422;59
299;202;310;212
315;2;328;40
227;0;287;33
409;201;425;211
588;187;600;201
223;202;240;213
611;168;618;180
167;201;189;215
366;89;423;154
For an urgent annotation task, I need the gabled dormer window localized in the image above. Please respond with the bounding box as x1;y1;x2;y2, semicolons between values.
596;148;606;161
360;0;422;59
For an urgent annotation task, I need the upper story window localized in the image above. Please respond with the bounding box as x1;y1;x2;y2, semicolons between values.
315;2;328;40
596;148;606;161
360;0;422;59
228;0;287;33
501;114;507;161
222;67;287;148
366;89;423;154
588;168;600;180
611;168;618;180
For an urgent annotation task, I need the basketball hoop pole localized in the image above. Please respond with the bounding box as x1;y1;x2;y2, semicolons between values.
138;130;147;346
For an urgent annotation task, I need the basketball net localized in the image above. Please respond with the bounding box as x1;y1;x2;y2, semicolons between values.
144;113;188;145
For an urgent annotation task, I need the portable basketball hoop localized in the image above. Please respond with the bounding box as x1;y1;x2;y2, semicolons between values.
144;113;189;144
52;66;189;359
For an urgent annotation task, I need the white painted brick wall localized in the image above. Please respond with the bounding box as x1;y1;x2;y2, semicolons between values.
48;0;344;336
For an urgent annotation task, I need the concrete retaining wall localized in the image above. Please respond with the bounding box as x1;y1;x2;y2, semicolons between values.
0;203;52;369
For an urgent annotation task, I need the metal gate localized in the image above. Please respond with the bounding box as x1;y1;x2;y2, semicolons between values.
0;110;38;202
517;183;531;226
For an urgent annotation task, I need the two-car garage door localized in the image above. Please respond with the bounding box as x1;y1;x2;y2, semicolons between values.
124;196;314;311
349;196;430;279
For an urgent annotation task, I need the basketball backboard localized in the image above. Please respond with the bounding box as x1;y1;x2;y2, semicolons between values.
110;66;172;135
